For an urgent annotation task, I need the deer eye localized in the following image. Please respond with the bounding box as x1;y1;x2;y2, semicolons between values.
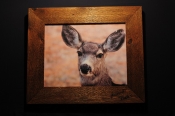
77;51;82;56
96;53;103;58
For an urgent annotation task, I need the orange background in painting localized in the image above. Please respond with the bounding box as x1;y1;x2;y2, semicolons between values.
44;24;127;87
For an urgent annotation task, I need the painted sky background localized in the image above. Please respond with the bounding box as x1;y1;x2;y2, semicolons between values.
44;24;127;87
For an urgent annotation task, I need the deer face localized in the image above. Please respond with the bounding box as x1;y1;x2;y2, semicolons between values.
61;25;125;77
77;42;105;77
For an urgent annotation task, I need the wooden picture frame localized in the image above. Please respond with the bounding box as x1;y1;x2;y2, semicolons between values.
27;6;145;104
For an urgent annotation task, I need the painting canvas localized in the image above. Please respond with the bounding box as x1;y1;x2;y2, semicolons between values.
44;24;127;87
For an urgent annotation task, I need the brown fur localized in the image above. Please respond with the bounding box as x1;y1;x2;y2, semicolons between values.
61;25;125;86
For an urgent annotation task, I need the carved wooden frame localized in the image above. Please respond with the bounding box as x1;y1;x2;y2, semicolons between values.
27;6;145;104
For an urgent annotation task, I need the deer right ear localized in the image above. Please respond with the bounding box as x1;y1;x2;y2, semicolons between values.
61;25;83;49
102;29;125;52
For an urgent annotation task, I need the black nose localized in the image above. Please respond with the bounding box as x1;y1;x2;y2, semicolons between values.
80;64;91;74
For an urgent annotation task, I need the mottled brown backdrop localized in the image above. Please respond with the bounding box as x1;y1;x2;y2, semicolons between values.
44;24;127;87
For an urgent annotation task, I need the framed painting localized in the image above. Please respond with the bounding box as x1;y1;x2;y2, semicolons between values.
27;6;145;104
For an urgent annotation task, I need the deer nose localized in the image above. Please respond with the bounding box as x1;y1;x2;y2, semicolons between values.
80;64;91;74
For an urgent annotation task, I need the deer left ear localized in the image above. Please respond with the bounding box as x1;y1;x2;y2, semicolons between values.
102;29;125;52
61;25;83;49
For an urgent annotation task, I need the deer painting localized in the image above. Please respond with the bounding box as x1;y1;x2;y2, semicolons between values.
61;25;125;86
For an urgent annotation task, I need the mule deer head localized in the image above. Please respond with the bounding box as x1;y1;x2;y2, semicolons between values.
61;25;125;86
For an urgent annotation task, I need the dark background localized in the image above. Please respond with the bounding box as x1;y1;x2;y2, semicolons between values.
1;0;175;116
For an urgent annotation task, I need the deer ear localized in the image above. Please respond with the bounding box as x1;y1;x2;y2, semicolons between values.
61;25;83;49
102;29;125;52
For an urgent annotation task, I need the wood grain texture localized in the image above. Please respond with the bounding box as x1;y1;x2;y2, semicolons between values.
28;86;142;104
27;6;145;104
27;10;44;102
31;7;139;24
126;7;145;101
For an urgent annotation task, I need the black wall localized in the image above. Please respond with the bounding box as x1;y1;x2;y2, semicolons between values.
1;0;175;116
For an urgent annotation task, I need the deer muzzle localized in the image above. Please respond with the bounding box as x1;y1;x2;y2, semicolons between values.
80;64;92;74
